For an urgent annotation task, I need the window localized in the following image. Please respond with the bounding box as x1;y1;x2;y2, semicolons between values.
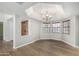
63;20;70;34
42;22;61;33
51;22;61;33
42;23;51;33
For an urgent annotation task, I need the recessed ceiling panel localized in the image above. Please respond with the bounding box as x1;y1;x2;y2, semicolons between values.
26;3;65;21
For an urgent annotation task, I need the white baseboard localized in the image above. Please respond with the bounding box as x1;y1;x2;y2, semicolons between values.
62;40;75;47
40;39;79;48
3;40;12;42
61;40;79;48
13;39;79;49
14;39;39;49
40;39;61;41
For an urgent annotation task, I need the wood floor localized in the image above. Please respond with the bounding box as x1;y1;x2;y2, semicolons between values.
1;39;79;56
0;40;13;56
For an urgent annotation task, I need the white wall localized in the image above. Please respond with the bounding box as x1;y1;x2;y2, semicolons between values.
29;19;41;41
4;17;13;41
14;16;41;48
40;33;62;40
75;15;79;47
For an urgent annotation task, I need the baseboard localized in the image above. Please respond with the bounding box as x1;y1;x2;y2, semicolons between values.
40;39;62;41
13;39;79;49
63;41;79;49
62;40;75;47
13;39;39;49
40;39;79;48
74;45;79;48
3;40;12;43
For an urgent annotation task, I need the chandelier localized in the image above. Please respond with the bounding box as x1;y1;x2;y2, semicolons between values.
26;3;65;23
40;10;56;24
33;5;57;23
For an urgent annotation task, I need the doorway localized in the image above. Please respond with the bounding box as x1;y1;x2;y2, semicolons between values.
0;22;3;44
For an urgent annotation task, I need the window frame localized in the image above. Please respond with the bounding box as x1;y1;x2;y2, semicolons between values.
51;22;61;33
63;20;70;34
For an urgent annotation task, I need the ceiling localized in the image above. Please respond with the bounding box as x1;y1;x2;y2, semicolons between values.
26;3;66;21
0;2;79;19
0;2;36;16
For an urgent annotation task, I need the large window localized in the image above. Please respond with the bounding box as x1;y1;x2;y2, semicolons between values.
41;20;70;34
42;23;51;33
51;22;61;33
63;20;70;34
42;22;61;33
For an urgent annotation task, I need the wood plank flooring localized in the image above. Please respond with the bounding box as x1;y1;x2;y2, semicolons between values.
0;40;13;56
1;39;79;56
